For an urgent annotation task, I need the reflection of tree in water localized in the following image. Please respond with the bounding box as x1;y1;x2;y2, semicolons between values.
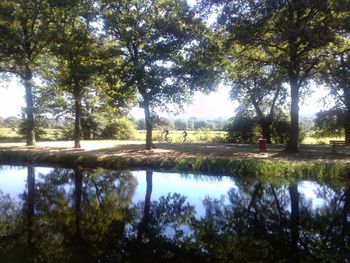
192;179;350;262
127;169;205;262
42;168;137;262
0;166;38;262
0;167;138;262
0;168;349;262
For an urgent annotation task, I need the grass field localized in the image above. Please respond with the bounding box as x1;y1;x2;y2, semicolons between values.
302;136;345;144
0;128;62;141
0;128;22;140
0;127;344;144
134;129;227;143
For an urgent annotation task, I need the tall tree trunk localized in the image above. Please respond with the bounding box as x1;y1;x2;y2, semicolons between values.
289;184;300;263
26;166;35;259
143;101;153;150
259;119;272;144
74;168;83;239
285;5;300;153
74;94;82;149
343;87;350;144
286;77;300;152
137;169;153;241
344;110;350;145
24;66;36;146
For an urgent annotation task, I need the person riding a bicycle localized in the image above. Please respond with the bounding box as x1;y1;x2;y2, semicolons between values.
162;128;169;141
182;130;188;142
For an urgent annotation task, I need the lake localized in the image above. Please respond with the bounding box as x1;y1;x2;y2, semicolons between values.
0;165;349;262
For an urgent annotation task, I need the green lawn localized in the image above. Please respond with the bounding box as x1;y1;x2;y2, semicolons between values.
0;128;63;141
301;136;345;145
134;129;227;143
0;127;344;144
0;128;23;140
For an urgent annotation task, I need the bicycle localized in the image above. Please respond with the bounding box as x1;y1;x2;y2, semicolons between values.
175;136;192;143
157;135;173;143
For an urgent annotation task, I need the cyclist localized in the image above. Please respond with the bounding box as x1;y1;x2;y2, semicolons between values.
182;129;188;142
162;128;169;141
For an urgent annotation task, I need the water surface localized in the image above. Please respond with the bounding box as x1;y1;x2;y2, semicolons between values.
0;165;349;262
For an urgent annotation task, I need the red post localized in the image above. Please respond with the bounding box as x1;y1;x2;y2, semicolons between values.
259;139;267;152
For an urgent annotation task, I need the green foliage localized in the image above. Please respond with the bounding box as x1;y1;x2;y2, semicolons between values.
174;119;188;130
205;0;340;151
18;118;46;140
0;0;61;145
0;117;5;128
313;109;345;138
56;126;75;140
271;119;290;144
225;113;306;144
51;116;136;140
225;116;260;144
99;117;136;140
100;0;220;148
3;116;20;128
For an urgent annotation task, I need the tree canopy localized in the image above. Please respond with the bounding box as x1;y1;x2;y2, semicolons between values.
0;0;348;148
100;0;220;149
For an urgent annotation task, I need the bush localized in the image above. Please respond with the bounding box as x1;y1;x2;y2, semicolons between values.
271;120;290;144
225;116;260;144
226;115;305;144
99;117;136;140
56;126;74;140
18;120;46;140
313;109;344;138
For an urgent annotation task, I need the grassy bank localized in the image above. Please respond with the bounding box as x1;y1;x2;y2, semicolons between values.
0;145;349;183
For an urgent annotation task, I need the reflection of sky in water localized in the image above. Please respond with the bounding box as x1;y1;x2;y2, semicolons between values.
0;166;53;200
132;171;237;217
0;166;337;217
0;166;27;200
298;181;327;209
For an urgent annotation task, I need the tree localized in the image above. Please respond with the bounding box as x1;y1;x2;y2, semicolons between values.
206;0;338;152
0;117;5;128
136;118;146;130
194;120;209;130
313;109;345;138
46;0;98;148
174;119;188;130
4;116;20;128
99;116;136;140
225;113;260;144
227;56;286;143
0;0;57;146
317;39;350;143
226;106;293;144
100;0;218;149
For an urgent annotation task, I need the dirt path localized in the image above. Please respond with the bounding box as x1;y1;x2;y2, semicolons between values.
1;140;349;163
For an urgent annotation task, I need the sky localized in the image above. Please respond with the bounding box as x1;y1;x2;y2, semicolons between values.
0;77;329;120
0;0;331;121
0;78;25;118
130;85;236;120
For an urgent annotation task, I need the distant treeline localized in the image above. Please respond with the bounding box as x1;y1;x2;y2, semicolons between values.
0;116;20;128
135;117;230;131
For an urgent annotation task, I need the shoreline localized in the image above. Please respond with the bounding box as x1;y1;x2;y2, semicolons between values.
0;141;349;179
